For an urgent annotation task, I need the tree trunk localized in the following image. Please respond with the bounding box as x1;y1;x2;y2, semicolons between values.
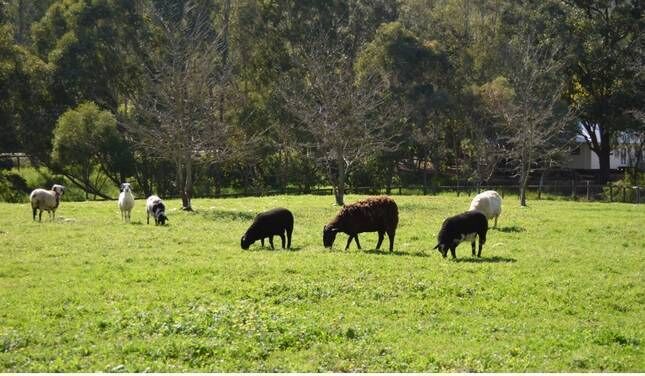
597;142;611;184
385;162;393;195
422;165;428;195
175;157;184;201
213;164;222;197
335;154;346;206
219;0;230;123
519;164;529;207
181;157;193;211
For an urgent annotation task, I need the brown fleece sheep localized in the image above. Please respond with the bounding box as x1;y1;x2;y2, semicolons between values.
323;196;399;252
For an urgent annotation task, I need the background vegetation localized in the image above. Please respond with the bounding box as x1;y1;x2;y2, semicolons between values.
0;0;643;208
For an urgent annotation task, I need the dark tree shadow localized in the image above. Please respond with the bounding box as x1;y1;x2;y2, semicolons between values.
496;225;525;233
453;256;517;263
200;209;255;222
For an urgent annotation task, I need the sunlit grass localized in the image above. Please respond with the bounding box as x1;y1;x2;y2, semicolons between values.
0;194;643;371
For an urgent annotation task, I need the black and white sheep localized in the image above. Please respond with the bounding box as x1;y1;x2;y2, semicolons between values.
30;184;65;222
323;196;398;252
146;195;168;225
434;211;488;259
118;183;135;223
241;208;294;250
469;190;502;228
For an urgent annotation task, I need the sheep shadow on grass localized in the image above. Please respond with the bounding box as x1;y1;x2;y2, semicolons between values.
245;246;303;252
496;225;525;233
360;249;431;258
453;256;517;263
200;209;256;222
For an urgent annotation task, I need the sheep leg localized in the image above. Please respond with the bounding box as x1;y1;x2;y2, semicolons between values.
471;241;476;257
286;228;292;249
354;235;361;249
345;236;354;251
38;210;43;222
450;246;457;259
261;238;265;247
494;216;498;228
376;231;384;250
269;236;275;250
147;213;150;224
279;233;286;249
387;230;395;252
478;232;486;257
32;207;37;221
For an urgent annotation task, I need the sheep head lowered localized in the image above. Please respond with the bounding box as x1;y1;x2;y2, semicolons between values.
322;224;339;248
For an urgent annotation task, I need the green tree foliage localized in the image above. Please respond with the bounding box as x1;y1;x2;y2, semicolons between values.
51;102;133;199
0;24;53;160
562;0;643;182
31;0;143;111
356;22;452;192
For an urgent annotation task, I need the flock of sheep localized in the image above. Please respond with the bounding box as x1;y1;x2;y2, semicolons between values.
29;183;502;258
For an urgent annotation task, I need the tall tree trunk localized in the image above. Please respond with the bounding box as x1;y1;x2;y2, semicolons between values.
519;162;529;207
182;157;193;211
385;161;393;195
597;142;611;184
218;0;230;123
335;154;346;206
175;158;184;202
422;165;428;195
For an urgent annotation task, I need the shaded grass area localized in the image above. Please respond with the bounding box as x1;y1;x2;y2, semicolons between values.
0;194;643;371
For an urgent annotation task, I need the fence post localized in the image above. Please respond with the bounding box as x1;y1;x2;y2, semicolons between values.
609;184;613;202
634;186;640;204
623;187;626;202
586;180;591;201
571;179;576;199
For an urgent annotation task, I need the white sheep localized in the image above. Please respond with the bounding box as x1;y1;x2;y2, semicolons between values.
469;190;502;228
118;183;135;222
30;184;65;222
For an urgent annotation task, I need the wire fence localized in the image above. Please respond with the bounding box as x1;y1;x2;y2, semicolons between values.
207;182;643;204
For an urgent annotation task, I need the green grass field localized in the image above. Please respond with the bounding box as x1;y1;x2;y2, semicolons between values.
0;194;643;372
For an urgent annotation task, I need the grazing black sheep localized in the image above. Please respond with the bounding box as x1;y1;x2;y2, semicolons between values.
323;196;398;252
434;211;488;259
241;208;294;250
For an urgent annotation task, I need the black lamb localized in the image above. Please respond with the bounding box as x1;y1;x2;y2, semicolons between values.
241;208;294;250
434;211;488;259
323;196;399;252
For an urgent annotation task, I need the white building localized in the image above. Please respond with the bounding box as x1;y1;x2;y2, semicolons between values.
566;132;643;170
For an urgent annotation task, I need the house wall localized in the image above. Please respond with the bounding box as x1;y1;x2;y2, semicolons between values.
565;143;636;170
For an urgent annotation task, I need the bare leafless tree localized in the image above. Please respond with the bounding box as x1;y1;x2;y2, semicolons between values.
479;35;575;206
280;36;399;205
125;1;245;210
